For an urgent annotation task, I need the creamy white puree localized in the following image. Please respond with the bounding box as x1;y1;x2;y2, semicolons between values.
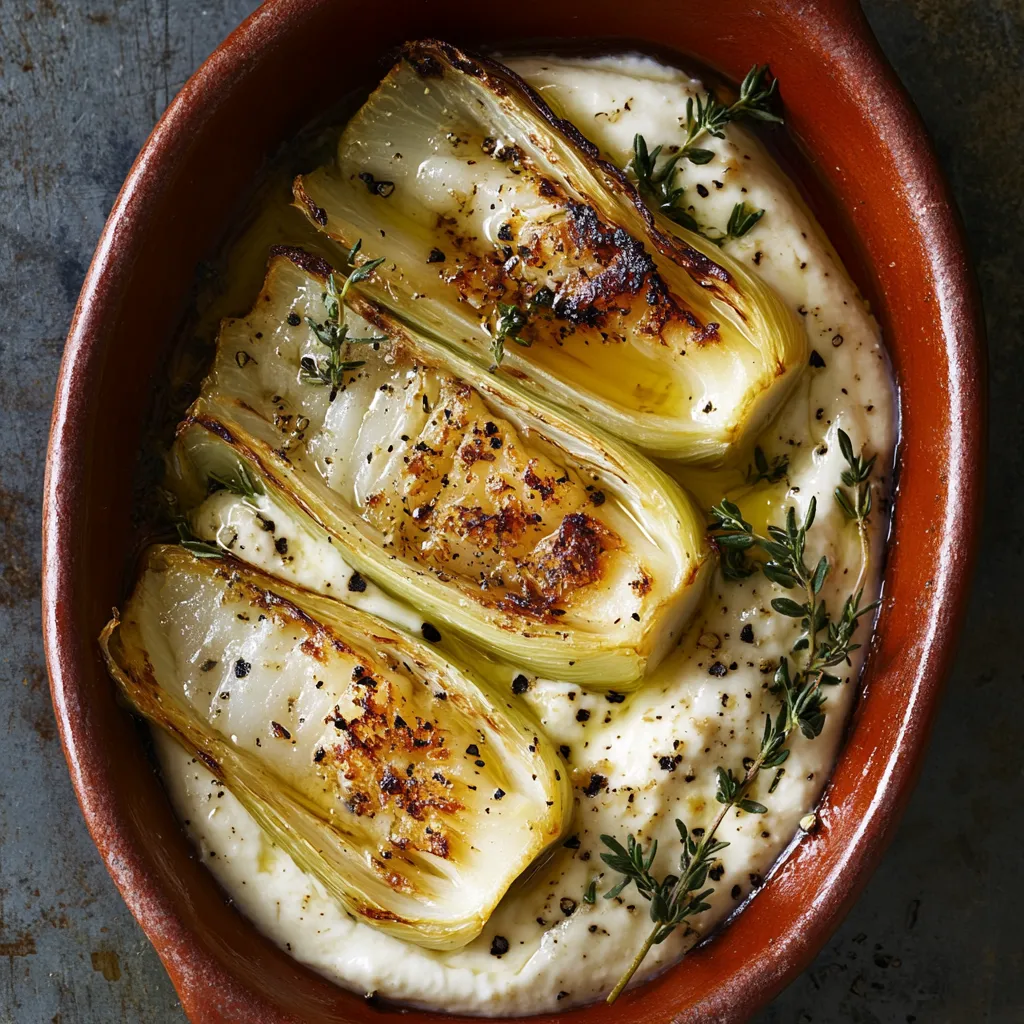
156;54;896;1014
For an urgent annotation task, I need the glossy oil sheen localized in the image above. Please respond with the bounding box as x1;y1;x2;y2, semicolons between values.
42;1;984;1021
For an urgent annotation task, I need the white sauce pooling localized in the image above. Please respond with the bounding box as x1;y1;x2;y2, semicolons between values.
157;54;896;1014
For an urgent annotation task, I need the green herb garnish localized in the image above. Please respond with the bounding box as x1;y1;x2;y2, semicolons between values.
490;291;553;368
630;134;695;230
834;427;877;591
834;428;875;523
491;302;531;366
599;819;727;1003
746;446;789;485
680;64;782;160
175;520;223;559
725;201;765;241
301;241;388;400
628;64;779;241
599;432;878;1004
209;463;263;504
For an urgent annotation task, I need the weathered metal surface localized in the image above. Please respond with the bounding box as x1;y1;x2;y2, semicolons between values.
0;4;259;1021
0;0;1017;1020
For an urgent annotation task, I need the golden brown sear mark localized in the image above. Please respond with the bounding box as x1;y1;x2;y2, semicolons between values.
429;162;718;346
359;377;621;619
320;686;461;861
500;511;619;620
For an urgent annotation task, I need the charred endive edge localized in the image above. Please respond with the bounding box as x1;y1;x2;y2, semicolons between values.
100;546;571;950
170;248;711;688
292;39;807;464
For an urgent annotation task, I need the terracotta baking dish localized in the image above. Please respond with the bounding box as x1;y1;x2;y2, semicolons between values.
42;0;984;1020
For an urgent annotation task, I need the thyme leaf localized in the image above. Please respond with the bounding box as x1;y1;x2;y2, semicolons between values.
209;463;263;504
725;201;765;240
833;426;877;597
175;520;223;559
746;446;789;485
489;290;552;367
600;432;878;1004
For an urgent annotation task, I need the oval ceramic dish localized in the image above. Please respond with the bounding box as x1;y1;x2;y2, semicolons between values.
42;0;984;1021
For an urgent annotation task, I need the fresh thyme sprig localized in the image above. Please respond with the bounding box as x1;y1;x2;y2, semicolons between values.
746;446;789;485
631;139;767;244
679;64;782;162
833;426;876;591
301;241;387;401
490;288;553;368
630;134;692;228
175;520;222;559
628;65;779;240
599;819;728;1003
834;428;875;522
175;463;264;558
209;463;262;504
599;433;878;1005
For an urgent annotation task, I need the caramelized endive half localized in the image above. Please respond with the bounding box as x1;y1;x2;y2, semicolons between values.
100;546;570;950
170;248;710;687
292;39;806;464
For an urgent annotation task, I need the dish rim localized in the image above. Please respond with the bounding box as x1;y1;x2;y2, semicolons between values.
41;0;985;1021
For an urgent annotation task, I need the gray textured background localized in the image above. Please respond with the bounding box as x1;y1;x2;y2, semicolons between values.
0;1;1017;1021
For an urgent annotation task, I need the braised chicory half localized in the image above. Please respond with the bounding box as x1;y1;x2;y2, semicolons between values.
100;546;571;950
293;40;806;464
169;247;710;687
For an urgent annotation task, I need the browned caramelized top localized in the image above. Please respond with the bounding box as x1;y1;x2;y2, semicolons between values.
318;678;463;866
429;165;717;349
361;376;621;621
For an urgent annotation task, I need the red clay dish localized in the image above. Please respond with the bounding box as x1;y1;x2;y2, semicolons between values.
42;0;984;1020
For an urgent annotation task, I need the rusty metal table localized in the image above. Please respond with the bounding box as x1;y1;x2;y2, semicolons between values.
0;2;1017;1021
